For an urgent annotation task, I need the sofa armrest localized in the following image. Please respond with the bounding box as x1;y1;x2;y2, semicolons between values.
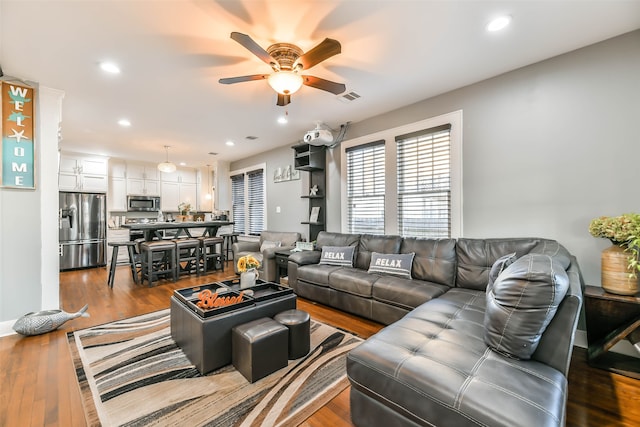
531;256;584;375
232;241;260;255
289;250;321;266
287;250;321;291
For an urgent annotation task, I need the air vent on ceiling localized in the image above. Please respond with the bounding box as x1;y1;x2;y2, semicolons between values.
208;152;218;155
245;136;258;140
339;91;361;103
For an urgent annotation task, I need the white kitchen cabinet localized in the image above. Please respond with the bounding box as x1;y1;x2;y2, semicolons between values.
161;181;180;211
108;177;127;211
126;163;159;195
58;153;108;192
127;178;160;196
160;167;197;184
109;160;127;179
161;181;197;212
127;163;158;181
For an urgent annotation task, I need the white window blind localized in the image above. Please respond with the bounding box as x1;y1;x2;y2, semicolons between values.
231;173;246;234
346;140;385;234
396;124;452;238
247;169;264;235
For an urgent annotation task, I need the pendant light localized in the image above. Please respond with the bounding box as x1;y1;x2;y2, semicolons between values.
205;164;212;200
157;145;176;173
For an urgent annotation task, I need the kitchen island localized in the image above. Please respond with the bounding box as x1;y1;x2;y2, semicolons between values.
122;220;234;241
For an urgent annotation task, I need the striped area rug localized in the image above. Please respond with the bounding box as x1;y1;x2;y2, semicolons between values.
67;309;362;426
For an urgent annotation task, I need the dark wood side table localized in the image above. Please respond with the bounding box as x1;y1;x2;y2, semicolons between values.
584;285;640;379
274;249;294;285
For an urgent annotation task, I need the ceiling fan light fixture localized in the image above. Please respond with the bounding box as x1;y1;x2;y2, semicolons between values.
157;145;176;173
268;71;303;95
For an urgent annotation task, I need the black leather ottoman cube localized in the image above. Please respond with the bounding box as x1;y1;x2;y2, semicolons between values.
274;309;311;359
232;317;289;383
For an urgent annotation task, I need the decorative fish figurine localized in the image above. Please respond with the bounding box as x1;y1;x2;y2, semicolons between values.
12;304;90;336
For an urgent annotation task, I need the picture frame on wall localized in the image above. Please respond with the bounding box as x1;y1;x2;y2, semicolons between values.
309;206;320;223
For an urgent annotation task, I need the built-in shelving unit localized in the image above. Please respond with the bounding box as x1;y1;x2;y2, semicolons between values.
293;143;326;241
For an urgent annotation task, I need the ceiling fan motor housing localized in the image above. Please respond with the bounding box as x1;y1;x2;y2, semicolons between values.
267;43;303;71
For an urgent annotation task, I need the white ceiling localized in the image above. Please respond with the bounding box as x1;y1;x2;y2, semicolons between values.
1;0;639;166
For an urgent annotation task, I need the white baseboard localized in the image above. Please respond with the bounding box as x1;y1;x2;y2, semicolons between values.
0;319;17;337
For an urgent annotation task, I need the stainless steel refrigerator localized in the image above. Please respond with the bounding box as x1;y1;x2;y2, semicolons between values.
59;192;107;270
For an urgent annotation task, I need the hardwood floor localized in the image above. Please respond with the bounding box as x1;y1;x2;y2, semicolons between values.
0;264;638;426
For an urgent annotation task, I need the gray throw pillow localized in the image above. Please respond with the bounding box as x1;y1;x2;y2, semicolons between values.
368;252;415;279
318;246;355;267
486;252;517;293
484;254;569;360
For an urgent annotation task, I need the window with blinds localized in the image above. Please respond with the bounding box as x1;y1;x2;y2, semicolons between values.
346;140;385;234
247;169;264;235
231;173;246;235
396;124;452;238
230;168;265;236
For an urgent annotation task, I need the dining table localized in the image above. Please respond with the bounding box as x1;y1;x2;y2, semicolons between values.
122;220;234;241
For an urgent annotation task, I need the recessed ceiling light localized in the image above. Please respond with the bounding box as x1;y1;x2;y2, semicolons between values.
226;141;235;146
100;62;121;74
486;15;511;32
179;162;187;166
117;119;131;127
277;116;288;124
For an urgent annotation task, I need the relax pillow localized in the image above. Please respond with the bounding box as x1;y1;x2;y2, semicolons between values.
484;253;569;360
486;252;517;293
319;246;355;267
368;252;415;279
260;240;281;252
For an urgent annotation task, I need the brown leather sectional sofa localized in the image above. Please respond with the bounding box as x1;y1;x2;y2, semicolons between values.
287;231;583;427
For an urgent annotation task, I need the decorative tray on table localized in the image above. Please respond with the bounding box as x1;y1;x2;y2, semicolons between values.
173;283;254;318
222;279;294;302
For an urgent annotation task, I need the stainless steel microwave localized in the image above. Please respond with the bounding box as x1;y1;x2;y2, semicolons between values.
127;195;161;212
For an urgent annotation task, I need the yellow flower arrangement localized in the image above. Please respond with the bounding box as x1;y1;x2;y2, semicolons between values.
237;255;260;272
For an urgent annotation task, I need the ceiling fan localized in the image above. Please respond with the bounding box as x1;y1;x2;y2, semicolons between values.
219;32;346;106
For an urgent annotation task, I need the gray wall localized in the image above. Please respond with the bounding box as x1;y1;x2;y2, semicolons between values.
231;144;309;240
234;30;640;286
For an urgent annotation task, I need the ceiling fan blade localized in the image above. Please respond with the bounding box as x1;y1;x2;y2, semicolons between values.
295;38;341;70
302;75;346;95
230;32;276;67
218;74;269;84
276;93;291;106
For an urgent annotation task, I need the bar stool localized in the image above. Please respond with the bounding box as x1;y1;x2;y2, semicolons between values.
199;236;224;274
174;238;201;277
221;232;240;261
139;240;177;287
107;241;139;288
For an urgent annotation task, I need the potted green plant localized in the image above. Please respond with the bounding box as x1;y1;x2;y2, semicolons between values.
177;202;193;222
589;213;640;295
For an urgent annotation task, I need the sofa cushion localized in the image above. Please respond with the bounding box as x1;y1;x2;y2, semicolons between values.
456;238;540;290
486;252;517;292
347;288;568;427
329;267;379;297
484;254;570;360
355;234;403;270
319;246;355;267
316;231;360;249
372;276;449;310
401;238;457;286
368;252;414;279
296;264;342;287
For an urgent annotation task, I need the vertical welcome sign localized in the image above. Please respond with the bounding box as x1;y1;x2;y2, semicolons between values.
0;80;35;189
